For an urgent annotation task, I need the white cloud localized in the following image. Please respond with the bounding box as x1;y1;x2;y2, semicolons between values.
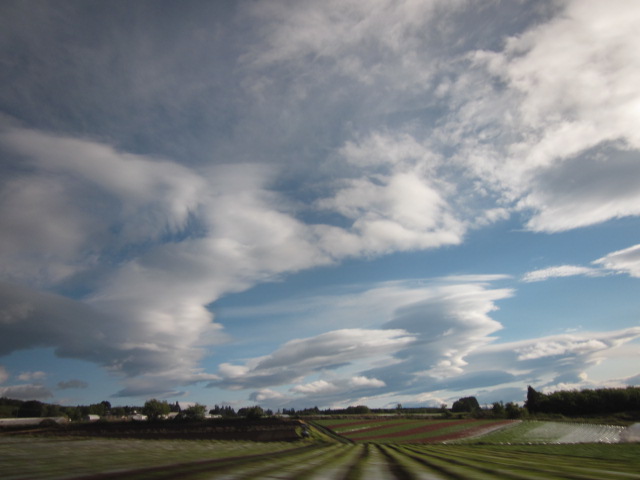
215;328;414;391
57;379;88;390
515;339;608;361
522;265;600;282
0;384;53;401
502;0;640;150
214;278;513;407
249;388;287;403
0;128;344;395
349;376;386;388
471;327;640;388
0;127;206;285
1;1;640;405
0;365;8;384
380;283;512;380
17;371;46;382
223;277;640;408
290;376;385;396
523;243;640;282
517;148;640;232
317;132;465;255
462;0;640;232
594;244;640;277
291;380;337;395
243;0;465;89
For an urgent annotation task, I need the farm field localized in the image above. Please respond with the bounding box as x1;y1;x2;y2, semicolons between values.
2;419;639;479
461;420;627;444
1;435;639;479
314;417;517;443
316;417;636;445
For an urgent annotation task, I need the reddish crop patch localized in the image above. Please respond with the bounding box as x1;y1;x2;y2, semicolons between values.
324;419;387;430
353;419;478;442
317;418;520;443
337;421;419;436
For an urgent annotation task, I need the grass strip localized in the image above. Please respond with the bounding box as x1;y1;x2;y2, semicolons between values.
377;444;440;480
68;443;328;480
231;443;347;480
406;445;640;480
341;443;370;480
386;444;497;480
306;420;354;444
0;437;295;480
411;445;582;480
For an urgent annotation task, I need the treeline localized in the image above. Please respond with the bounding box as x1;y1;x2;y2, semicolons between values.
0;398;140;420
282;405;442;416
3;385;638;422
525;386;640;416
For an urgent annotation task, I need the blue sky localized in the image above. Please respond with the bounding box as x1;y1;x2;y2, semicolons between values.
1;0;639;411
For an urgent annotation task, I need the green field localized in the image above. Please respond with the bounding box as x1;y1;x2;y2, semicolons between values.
2;420;638;479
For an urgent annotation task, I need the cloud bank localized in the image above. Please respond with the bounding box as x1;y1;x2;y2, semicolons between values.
0;0;639;403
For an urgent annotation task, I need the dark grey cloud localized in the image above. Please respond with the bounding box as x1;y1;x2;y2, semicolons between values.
0;0;243;163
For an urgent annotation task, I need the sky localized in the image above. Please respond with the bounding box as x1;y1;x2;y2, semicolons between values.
0;0;639;411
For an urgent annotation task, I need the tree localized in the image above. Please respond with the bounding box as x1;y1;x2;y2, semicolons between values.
44;403;63;417
210;405;236;417
17;400;45;418
451;396;480;413
182;403;207;420
142;399;171;421
88;401;111;417
491;401;505;417
345;405;370;414
505;402;524;419
525;386;544;413
238;406;264;419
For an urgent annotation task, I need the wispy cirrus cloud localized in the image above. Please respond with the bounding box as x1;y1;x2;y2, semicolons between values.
523;243;640;282
470;327;640;390
594;244;640;278
522;265;601;283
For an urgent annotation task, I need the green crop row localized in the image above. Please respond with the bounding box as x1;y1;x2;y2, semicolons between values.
2;430;638;479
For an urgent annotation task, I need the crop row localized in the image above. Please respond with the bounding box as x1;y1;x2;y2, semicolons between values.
460;420;627;444
3;436;638;480
316;418;516;443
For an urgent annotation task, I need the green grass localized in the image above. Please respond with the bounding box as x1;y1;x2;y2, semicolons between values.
0;436;299;479
456;420;538;443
